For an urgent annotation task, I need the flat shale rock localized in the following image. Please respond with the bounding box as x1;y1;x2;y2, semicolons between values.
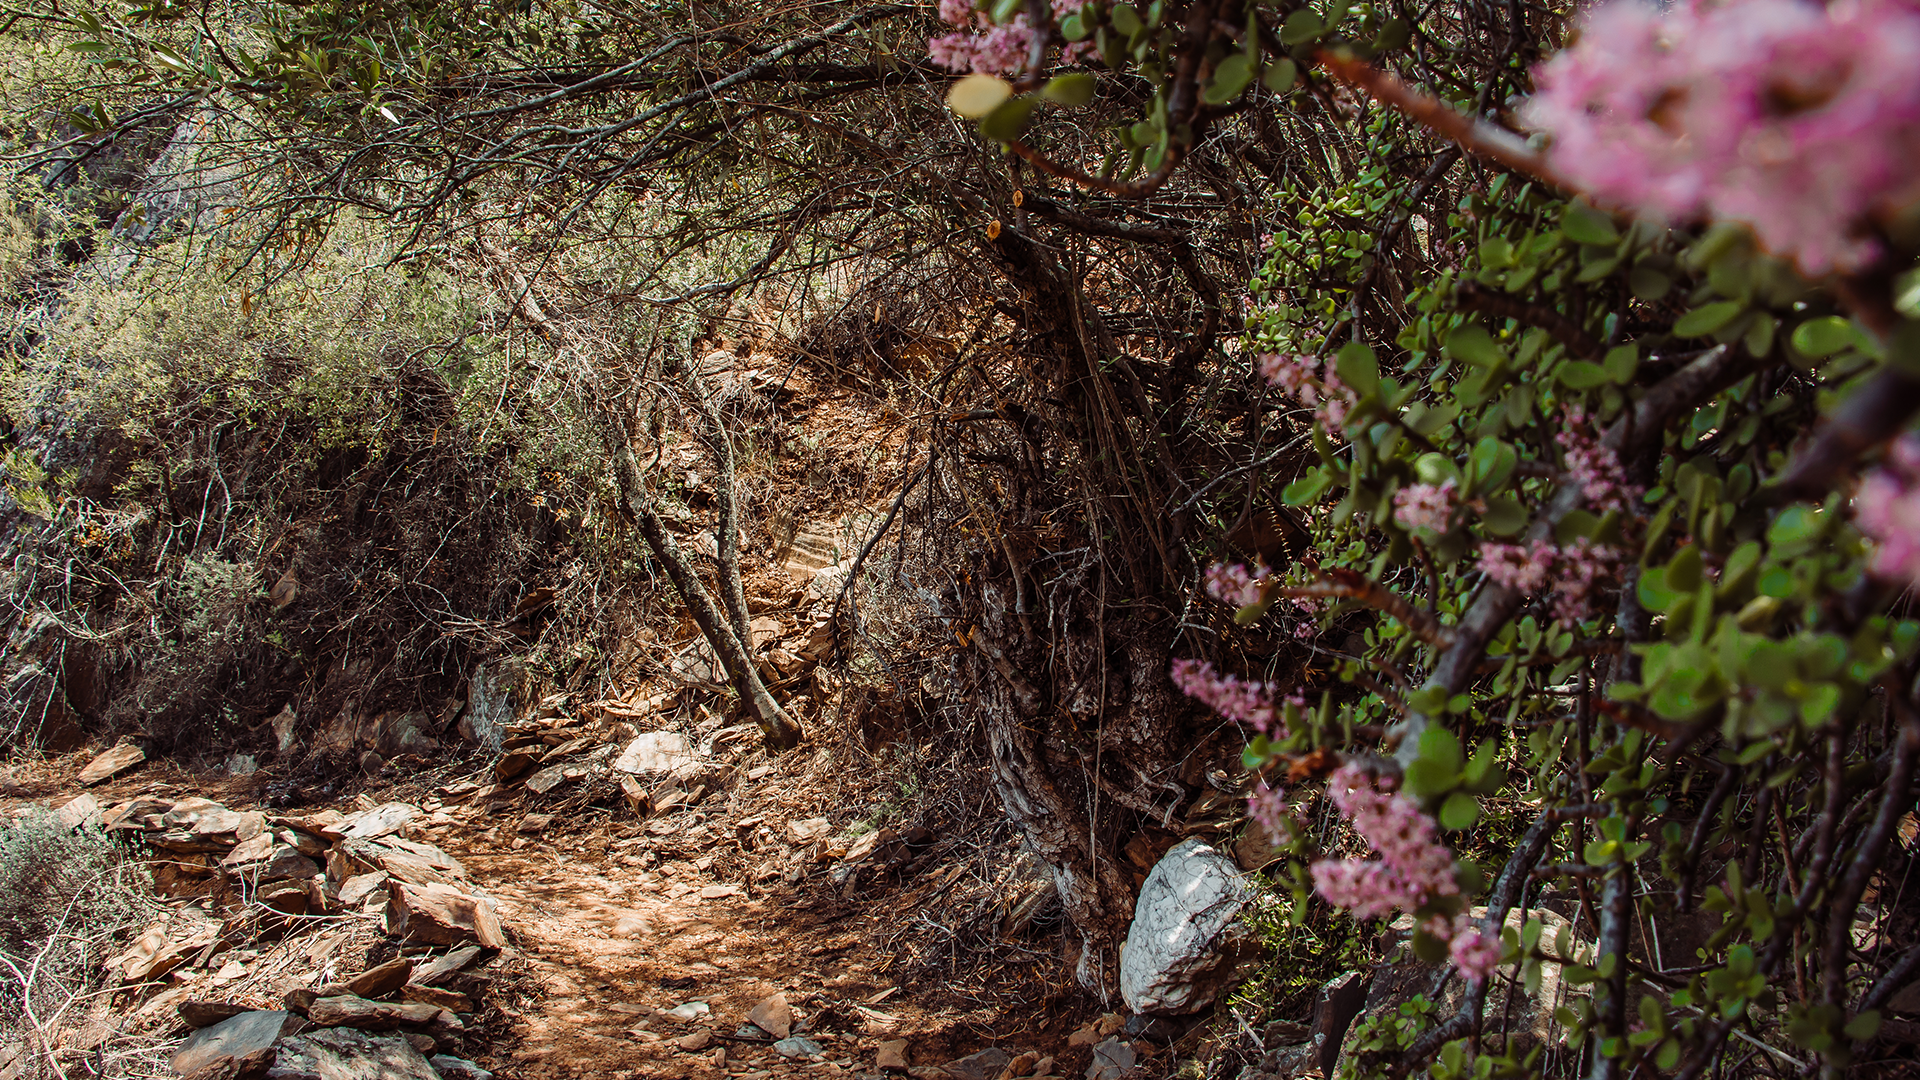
401;984;471;1012
79;742;145;785
1085;1039;1135;1080
428;1056;493;1080
177;1000;251;1029
875;1039;910;1070
335;958;413;1001
384;882;507;948
339;802;416;841
747;992;792;1039
170;1010;294;1076
191;809;266;844
407;946;486;987
493;750;540;783
270;810;348;840
344;836;467;887
611;731;698;778
304;994;447;1031
335;872;389;908
56;792;102;828
221;834;275;871
941;1048;1011;1080
265;1027;440;1080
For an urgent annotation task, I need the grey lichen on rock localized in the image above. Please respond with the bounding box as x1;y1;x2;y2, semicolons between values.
1118;837;1259;1015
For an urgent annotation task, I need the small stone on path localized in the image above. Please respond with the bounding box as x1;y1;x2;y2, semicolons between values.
698;884;740;900
677;1029;713;1052
1085;1038;1135;1080
774;1036;823;1059
429;1056;494;1080
875;1039;910;1070
942;1048;1011;1080
748;991;793;1039
79;742;145;786
664;1001;710;1022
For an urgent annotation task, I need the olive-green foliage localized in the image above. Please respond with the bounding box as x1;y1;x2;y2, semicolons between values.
48;223;486;453
0;216;614;747
1230;886;1367;1020
0;809;152;1005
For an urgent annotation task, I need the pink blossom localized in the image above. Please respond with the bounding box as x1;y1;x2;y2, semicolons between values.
1257;351;1318;397
1549;537;1624;623
1319;370;1353;429
927;13;1035;75
1394;480;1459;533
1289;595;1325;640
1204;561;1271;607
973;17;1036;75
1311;764;1460;919
1247;781;1290;838
1556;407;1639;513
1480;539;1556;595
1311;765;1499;982
1855;433;1920;588
1479;539;1623;623
927;31;980;71
938;0;974;26
1256;352;1357;432
1520;0;1920;274
1170;659;1287;736
1448;923;1503;982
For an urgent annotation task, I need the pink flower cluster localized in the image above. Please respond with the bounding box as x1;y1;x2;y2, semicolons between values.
1170;658;1291;736
1204;561;1271;607
1393;480;1459;533
1855;434;1920;588
1480;539;1556;594
1551;538;1623;623
1556;408;1639;513
928;0;1093;75
1248;780;1290;838
1520;0;1920;274
1288;595;1325;640
1480;538;1623;623
1310;764;1501;981
1258;352;1356;431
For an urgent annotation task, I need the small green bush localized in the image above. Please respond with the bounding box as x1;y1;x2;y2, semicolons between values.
0;809;152;1022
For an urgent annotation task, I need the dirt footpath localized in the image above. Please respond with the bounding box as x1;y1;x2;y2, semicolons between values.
2;739;1090;1080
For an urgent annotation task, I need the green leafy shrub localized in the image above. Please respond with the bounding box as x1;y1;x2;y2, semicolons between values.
0;809;153;1067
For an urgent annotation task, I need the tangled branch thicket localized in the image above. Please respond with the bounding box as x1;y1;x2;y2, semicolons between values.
3;0;1920;1076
